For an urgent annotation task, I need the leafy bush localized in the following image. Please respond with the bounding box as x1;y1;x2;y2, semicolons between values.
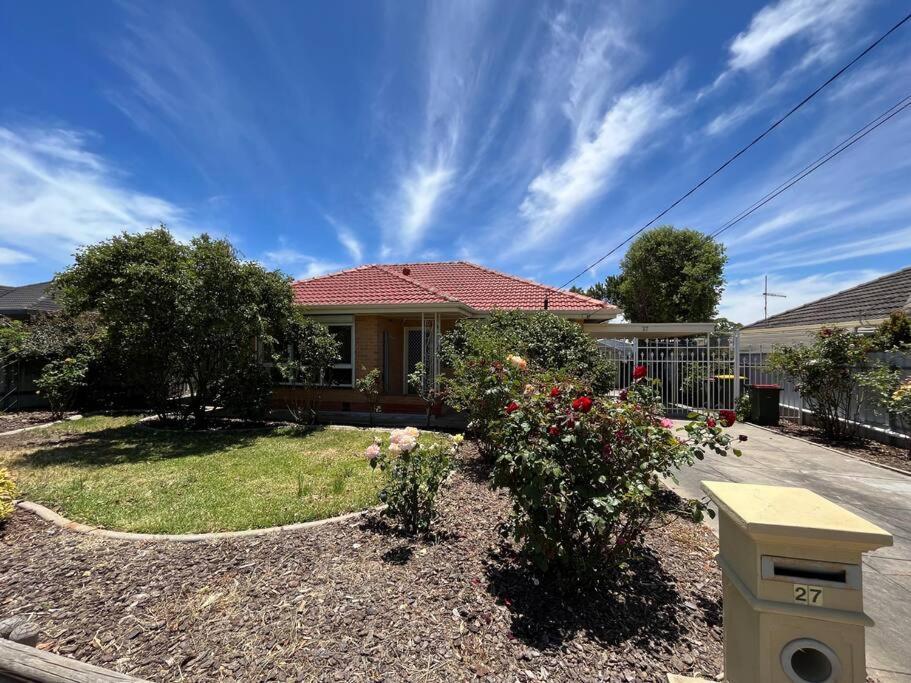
0;468;17;523
441;310;614;456
859;365;911;454
494;366;738;576
219;360;273;422
365;428;459;533
34;357;91;418
735;392;752;422
355;367;382;426
768;328;869;441
407;361;445;427
55;228;292;426
871;310;911;351
273;309;341;424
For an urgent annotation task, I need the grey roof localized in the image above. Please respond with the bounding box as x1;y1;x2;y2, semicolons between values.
0;281;59;316
744;267;911;330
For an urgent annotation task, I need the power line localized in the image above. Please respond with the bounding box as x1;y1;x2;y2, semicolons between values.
557;10;911;291
710;94;911;239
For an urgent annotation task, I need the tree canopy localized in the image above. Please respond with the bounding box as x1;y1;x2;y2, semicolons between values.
576;226;727;322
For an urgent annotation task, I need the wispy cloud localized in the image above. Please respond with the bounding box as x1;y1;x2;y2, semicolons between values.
324;215;363;263
727;0;862;72
517;79;675;250
261;246;341;279
0;246;35;265
0;126;187;261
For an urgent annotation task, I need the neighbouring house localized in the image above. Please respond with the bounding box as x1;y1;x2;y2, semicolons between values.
0;281;58;320
280;262;620;414
740;267;911;347
0;281;59;410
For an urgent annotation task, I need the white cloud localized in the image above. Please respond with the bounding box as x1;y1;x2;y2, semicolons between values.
727;0;862;71
322;214;363;262
705;103;757;137
0;246;35;265
720;269;885;326
0;126;187;261
261;246;341;280
517;80;674;249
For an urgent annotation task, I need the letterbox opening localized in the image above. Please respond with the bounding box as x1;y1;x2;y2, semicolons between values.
761;555;861;589
773;563;846;584
780;638;840;683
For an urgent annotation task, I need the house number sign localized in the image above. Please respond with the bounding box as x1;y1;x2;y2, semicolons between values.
793;584;824;607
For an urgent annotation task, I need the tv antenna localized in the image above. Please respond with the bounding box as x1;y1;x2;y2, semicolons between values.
762;275;787;320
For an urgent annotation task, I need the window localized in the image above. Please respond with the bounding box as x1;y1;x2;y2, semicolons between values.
327;324;354;387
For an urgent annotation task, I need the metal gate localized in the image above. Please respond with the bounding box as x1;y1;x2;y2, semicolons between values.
601;334;741;417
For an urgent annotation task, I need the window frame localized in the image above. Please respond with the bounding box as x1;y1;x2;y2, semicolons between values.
325;322;355;388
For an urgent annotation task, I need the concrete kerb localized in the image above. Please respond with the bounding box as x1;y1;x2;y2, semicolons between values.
0;414;83;438
15;500;385;542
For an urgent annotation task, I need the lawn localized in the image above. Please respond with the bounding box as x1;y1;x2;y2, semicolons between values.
0;415;445;534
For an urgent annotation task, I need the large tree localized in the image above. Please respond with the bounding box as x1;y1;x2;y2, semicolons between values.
581;226;726;322
55;227;292;425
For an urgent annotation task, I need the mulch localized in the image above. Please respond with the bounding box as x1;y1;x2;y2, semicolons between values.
775;420;911;474
0;410;67;434
0;443;724;682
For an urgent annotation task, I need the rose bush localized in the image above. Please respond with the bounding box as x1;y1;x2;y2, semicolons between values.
366;428;461;533
493;367;739;575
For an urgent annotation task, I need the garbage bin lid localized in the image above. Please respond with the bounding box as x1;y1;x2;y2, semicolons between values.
751;383;780;389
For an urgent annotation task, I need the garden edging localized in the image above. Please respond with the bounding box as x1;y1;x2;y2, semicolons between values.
15;500;384;543
0;415;83;438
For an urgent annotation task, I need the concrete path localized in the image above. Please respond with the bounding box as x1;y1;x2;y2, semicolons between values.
667;421;911;682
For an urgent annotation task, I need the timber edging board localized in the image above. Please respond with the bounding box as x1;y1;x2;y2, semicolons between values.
0;638;148;682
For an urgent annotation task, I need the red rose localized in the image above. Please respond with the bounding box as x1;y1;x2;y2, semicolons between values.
505;401;519;415
602;443;612;458
548;425;560;437
706;417;717;428
550;386;561;398
571;395;593;413
738;434;748;442
632;365;647;380
618;389;628;401
719;409;736;427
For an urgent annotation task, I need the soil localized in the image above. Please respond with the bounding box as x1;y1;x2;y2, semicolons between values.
0;410;68;434
775;420;911;474
0;443;725;682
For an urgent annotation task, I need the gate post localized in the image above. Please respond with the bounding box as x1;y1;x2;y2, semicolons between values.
733;331;741;404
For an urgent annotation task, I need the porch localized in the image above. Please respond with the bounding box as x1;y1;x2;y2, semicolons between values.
272;311;462;415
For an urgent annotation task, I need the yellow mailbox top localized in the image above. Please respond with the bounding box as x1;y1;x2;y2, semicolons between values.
701;481;893;550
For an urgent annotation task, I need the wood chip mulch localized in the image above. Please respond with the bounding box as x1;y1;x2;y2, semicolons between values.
0;444;724;682
775;420;911;474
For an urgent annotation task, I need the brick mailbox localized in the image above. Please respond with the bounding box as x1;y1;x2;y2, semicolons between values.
701;481;892;683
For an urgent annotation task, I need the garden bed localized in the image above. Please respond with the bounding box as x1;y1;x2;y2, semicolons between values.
775;420;911;474
0;410;71;434
0;415;446;534
0;443;723;682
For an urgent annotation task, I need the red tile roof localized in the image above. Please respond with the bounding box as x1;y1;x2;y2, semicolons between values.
292;262;618;316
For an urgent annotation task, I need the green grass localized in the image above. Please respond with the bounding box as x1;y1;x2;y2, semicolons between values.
0;415;446;534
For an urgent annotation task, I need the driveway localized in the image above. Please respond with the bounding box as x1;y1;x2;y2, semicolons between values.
667;421;911;682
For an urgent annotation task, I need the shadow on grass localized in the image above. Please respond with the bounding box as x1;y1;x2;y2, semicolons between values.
9;423;264;470
485;541;688;652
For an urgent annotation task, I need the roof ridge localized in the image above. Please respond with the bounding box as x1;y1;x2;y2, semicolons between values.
454;261;615;310
373;265;460;303
744;265;911;328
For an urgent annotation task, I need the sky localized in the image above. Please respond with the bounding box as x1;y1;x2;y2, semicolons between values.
1;0;909;325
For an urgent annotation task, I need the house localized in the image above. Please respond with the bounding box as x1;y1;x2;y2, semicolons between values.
0;282;59;409
281;261;620;414
740;267;911;347
0;281;58;320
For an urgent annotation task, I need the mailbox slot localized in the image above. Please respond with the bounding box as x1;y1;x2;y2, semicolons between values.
761;555;861;589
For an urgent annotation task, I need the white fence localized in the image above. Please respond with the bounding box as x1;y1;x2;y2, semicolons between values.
601;334;909;445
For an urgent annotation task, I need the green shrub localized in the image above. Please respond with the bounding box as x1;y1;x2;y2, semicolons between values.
219;360;273;422
355;367;382;426
441;310;614;456
407;362;445;427
35;356;91;419
859;365;911;454
871;310;911;351
768;328;869;441
0;468;16;523
494;367;738;576
366;428;459;533
274;310;341;424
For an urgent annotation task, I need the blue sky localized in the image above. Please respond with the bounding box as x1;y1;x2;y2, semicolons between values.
1;0;909;324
